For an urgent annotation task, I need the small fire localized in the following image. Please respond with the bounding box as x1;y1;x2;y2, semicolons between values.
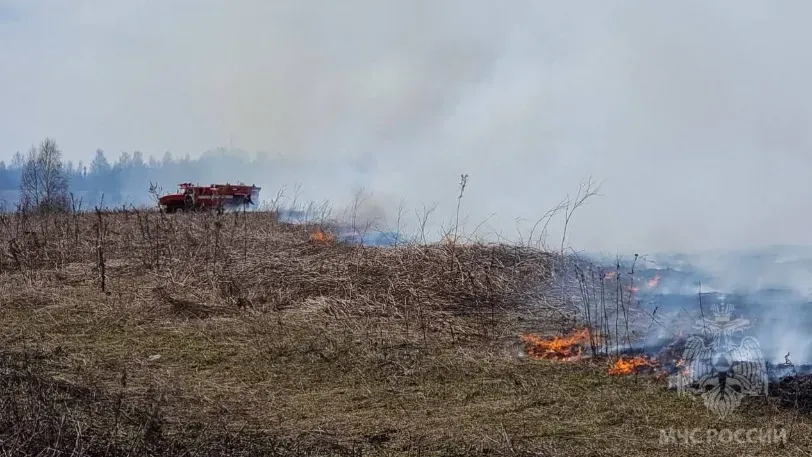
310;226;335;244
647;275;661;288
674;358;691;376
665;358;694;387
608;355;657;375
520;328;593;361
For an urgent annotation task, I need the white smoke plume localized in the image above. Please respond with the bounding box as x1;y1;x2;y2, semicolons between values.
4;1;812;252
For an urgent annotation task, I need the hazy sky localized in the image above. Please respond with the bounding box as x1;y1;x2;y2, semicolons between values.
3;1;812;254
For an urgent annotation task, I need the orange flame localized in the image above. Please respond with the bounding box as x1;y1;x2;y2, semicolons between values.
647;275;661;288
310;226;335;244
664;358;693;385
608;356;656;375
520;329;594;361
675;358;691;375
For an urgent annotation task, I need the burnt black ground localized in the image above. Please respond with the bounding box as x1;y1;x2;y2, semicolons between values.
769;374;812;414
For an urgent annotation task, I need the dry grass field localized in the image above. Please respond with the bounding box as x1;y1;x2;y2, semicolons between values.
0;209;810;456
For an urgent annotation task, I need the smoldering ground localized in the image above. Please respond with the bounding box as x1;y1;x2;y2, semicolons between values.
600;248;812;366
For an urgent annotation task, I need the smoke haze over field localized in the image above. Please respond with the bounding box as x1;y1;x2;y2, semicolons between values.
4;1;812;253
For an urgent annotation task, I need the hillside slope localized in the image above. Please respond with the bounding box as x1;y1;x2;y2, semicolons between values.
0;210;809;456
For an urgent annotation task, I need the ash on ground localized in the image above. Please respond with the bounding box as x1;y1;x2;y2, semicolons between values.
769;373;812;413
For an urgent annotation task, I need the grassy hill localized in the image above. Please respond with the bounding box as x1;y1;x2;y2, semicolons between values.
0;209;809;456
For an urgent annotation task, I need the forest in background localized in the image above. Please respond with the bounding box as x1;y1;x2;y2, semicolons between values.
0;140;315;210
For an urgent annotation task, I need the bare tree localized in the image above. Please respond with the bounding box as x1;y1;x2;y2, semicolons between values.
19;138;70;213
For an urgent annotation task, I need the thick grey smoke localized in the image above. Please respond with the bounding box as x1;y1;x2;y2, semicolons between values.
4;1;812;256
621;247;812;365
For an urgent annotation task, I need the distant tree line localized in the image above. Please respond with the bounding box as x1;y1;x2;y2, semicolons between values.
2;138;274;211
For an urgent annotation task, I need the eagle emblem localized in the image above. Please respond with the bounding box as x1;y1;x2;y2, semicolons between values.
671;297;768;419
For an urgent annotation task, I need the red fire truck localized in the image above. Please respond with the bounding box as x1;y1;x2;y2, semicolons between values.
158;182;260;213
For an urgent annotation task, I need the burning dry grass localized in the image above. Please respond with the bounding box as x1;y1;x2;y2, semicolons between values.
520;328;593;361
0;209;811;455
519;330;671;377
607;355;659;376
310;225;336;244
